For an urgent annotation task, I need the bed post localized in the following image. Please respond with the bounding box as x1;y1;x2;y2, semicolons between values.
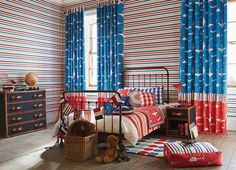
119;103;122;145
163;67;170;103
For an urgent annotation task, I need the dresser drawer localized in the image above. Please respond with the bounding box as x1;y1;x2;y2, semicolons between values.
8;120;46;136
167;109;188;119
8;101;46;114
7;91;45;103
8;111;46;125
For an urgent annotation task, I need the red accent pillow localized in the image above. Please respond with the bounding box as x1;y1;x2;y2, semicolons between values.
118;89;133;97
139;92;155;106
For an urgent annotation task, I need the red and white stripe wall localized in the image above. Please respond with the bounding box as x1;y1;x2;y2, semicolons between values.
64;0;181;102
1;0;235;123
124;0;181;101
0;0;64;123
0;0;181;122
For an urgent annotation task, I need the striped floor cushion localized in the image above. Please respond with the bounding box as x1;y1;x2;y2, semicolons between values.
164;142;222;168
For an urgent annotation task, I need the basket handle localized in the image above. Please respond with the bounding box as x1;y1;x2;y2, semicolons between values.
67;122;74;135
88;135;95;141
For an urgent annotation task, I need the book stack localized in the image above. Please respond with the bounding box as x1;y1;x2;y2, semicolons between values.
178;123;189;137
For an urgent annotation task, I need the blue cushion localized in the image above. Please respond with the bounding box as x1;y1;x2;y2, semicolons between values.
121;96;130;106
113;105;134;115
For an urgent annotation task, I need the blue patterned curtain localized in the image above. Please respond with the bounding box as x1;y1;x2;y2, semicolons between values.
97;1;124;91
65;9;85;90
179;0;227;134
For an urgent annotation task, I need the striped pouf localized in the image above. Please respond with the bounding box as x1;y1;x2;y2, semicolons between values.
164;142;222;168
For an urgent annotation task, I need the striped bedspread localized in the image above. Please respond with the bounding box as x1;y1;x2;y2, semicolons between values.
165;142;219;154
124;106;165;140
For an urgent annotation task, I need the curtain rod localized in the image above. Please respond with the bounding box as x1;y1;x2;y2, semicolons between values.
98;0;123;6
65;5;84;15
64;0;124;15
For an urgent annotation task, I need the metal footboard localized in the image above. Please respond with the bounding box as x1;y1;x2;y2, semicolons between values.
60;90;123;144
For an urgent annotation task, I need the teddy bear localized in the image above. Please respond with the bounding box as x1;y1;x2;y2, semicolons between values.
95;135;119;163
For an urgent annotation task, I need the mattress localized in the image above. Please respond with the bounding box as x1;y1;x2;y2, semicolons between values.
53;102;179;146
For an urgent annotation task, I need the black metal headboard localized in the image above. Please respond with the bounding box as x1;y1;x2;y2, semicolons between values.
123;66;170;103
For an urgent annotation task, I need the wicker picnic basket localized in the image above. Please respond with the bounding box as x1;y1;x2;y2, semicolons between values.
64;121;98;162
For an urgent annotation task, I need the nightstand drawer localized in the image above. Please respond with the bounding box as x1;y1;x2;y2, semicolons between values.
7;91;45;103
8;111;46;125
167;109;188;119
8;120;46;136
7;101;46;114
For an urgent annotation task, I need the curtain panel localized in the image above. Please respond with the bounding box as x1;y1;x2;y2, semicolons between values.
179;0;227;134
97;1;124;91
65;9;85;91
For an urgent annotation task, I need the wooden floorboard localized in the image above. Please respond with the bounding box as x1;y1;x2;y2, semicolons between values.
0;125;236;170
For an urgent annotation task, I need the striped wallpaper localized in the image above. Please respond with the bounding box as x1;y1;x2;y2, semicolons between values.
1;0;234;124
63;0;181;102
64;0;236;118
0;0;64;123
228;88;236;118
124;0;181;101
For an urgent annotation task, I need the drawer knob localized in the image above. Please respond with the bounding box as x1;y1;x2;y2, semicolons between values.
33;94;43;98
11;117;23;122
11;106;22;111
33;113;43;118
171;112;184;116
12;127;23;133
35;123;44;128
33;104;43;108
11;96;22;100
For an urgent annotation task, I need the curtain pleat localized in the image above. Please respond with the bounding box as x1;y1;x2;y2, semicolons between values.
179;0;227;134
97;1;124;91
65;10;85;90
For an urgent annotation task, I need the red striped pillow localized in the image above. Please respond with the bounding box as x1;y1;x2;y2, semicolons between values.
139;92;155;106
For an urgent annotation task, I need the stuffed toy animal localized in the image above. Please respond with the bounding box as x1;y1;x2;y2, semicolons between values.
68;120;95;137
95;135;119;163
118;144;129;162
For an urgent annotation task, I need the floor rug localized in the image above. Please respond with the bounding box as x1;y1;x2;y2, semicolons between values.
126;138;176;158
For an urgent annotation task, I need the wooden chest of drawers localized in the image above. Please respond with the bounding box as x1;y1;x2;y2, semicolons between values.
0;90;47;137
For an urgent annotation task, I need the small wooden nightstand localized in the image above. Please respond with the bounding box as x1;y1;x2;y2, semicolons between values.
166;105;196;139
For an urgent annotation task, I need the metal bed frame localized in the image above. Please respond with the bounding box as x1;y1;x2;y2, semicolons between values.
124;66;169;103
60;90;123;144
58;66;170;146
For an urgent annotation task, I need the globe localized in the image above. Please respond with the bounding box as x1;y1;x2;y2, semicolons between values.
24;72;38;86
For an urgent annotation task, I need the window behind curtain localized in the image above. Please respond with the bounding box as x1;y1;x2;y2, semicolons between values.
84;10;97;89
227;0;236;124
228;1;236;85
